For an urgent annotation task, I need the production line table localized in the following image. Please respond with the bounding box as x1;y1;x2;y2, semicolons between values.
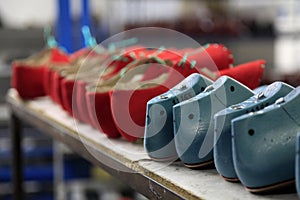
6;89;298;200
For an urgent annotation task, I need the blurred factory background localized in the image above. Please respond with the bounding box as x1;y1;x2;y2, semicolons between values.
1;0;300;95
0;0;300;199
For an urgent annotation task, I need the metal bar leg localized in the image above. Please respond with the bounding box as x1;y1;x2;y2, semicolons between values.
54;141;66;200
10;113;24;200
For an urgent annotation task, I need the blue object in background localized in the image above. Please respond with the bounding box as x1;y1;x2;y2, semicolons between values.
81;0;91;48
64;157;91;180
56;0;96;53
0;127;91;200
56;0;72;53
81;0;90;28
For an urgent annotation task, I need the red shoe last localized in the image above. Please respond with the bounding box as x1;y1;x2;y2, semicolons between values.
61;78;75;116
12;48;69;99
110;65;182;142
86;87;121;137
209;60;266;90
73;80;90;124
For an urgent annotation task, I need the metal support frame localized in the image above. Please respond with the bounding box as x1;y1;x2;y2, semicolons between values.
10;112;24;200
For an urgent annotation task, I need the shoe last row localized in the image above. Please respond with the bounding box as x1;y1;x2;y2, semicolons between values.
146;76;300;194
17;41;300;194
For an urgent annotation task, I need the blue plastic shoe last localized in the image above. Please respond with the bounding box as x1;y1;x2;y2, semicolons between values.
144;73;213;161
214;82;294;181
296;132;300;198
173;76;254;168
232;86;300;192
